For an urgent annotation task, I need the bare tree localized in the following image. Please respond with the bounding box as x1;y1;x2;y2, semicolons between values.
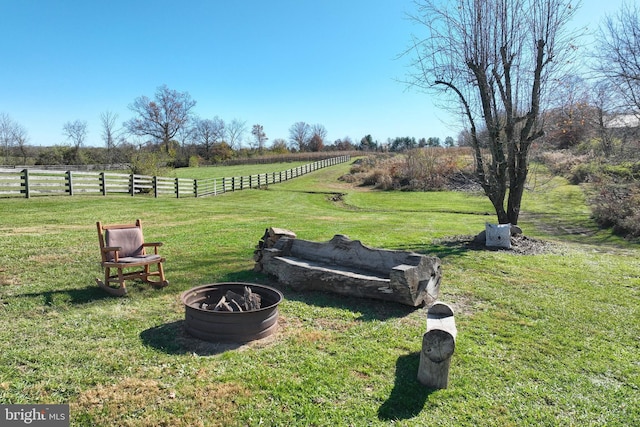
124;84;196;152
193;116;225;160
406;0;579;225
100;111;121;164
593;2;640;115
333;136;355;151
251;124;268;152
289;121;311;151
588;81;617;157
309;124;328;152
62;119;88;164
226;118;247;150
14;124;29;164
174;121;197;164
545;75;592;149
271;138;289;154
0;113;13;163
0;113;28;165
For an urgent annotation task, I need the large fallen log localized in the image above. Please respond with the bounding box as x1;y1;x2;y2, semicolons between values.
257;232;442;307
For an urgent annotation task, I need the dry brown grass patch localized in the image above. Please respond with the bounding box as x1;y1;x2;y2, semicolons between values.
0;269;20;286
73;377;252;427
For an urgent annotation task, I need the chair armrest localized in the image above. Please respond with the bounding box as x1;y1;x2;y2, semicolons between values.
142;242;163;254
102;246;121;253
101;246;122;261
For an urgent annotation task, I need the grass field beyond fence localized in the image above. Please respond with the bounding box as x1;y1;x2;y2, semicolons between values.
0;161;638;426
0;156;349;198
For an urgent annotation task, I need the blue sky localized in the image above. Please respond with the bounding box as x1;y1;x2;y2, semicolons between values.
0;0;627;148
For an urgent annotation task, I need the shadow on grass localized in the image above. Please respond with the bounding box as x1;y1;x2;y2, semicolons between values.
216;270;420;322
274;284;417;321
14;285;114;306
378;352;436;421
140;320;245;356
398;241;475;259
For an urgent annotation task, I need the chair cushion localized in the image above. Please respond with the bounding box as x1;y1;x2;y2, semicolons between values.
105;227;144;260
115;254;162;264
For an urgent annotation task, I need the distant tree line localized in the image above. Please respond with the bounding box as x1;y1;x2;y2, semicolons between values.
0;84;454;172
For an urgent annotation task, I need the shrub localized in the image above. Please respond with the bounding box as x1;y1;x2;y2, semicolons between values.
590;182;640;239
188;155;200;168
399;148;473;191
569;163;603;184
535;150;591;179
569;161;640;185
342;150;476;191
129;151;172;177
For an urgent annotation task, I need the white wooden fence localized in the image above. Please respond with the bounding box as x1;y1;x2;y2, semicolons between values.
0;155;350;198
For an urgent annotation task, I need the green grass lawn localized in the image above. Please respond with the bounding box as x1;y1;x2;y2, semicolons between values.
172;161;313;180
0;162;638;426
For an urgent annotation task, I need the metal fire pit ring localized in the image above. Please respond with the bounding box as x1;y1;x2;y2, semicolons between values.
181;282;283;343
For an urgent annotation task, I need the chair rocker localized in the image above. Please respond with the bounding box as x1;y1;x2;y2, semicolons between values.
96;219;169;296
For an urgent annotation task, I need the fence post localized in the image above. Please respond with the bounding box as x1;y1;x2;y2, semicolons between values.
175;177;180;198
232;177;235;191
66;170;73;196
100;172;107;195
129;174;135;196
194;179;198;198
22;169;29;199
153;176;158;198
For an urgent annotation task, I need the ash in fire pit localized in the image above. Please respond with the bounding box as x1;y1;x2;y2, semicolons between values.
201;286;262;312
181;282;283;343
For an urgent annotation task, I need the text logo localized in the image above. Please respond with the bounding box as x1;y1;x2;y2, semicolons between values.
1;405;69;426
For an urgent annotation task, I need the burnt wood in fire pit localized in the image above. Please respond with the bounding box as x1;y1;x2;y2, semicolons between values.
201;286;262;312
181;282;283;343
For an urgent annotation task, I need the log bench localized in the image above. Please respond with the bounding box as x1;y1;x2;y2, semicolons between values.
257;233;442;307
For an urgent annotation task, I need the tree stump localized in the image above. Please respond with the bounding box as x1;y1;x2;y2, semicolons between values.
417;302;457;389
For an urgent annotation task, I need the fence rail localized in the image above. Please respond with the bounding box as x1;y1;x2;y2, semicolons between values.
0;155;350;199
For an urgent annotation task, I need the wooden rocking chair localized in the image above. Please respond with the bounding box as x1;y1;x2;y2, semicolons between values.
96;219;169;296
